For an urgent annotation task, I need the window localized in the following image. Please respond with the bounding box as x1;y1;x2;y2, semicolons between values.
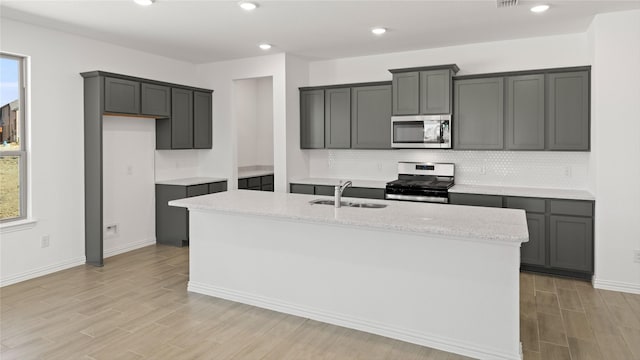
0;53;26;222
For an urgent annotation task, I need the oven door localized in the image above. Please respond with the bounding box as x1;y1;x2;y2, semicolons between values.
391;117;449;148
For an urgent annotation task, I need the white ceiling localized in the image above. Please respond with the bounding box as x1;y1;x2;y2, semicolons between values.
1;0;639;64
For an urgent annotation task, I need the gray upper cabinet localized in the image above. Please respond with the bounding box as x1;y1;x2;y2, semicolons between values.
104;77;140;114
549;215;593;272
351;84;392;149
547;71;590;150
325;88;351;149
171;88;194;149
141;83;171;117
193;91;213;149
420;69;451;115
454;77;504;150
300;89;325;149
506;74;545;150
392;72;420;115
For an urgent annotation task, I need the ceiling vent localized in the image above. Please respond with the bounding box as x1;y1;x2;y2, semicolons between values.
497;0;518;7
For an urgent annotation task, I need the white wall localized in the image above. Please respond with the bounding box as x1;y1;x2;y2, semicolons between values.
0;18;198;286
303;33;592;190
588;10;640;293
233;77;274;168
103;116;155;256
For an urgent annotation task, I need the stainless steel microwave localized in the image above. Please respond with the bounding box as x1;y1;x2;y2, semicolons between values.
391;115;451;149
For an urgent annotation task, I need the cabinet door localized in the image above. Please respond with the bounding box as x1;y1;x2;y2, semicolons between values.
314;185;335;196
325;88;351;149
261;175;274;185
290;184;314;194
506;75;545;150
342;187;385;200
104;77;140;114
351;85;392;149
420;70;451;115
208;181;227;194
449;193;503;208
155;185;188;246
171;88;194;149
392;72;419;115
546;71;590;150
187;184;209;197
193;91;213;149
238;178;248;189
521;213;546;266
453;78;504;150
549;215;593;272
300;89;325;149
141;83;170;117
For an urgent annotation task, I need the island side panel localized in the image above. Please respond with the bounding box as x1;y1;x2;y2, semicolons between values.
188;210;521;360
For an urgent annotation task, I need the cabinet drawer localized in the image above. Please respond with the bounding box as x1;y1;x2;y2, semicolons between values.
290;184;314;195
550;200;593;217
247;177;261;188
449;193;503;208
238;179;248;189
187;184;209;197
262;184;274;192
261;175;274;185
505;197;546;213
342;187;385;200
315;185;335;196
208;181;227;194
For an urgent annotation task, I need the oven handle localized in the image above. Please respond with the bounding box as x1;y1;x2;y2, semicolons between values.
385;193;449;203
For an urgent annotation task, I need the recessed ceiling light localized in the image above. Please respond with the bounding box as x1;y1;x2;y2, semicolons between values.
259;43;272;50
371;27;387;35
530;4;550;13
239;2;257;11
134;0;155;6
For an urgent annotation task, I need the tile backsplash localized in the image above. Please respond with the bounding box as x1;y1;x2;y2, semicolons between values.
308;150;591;190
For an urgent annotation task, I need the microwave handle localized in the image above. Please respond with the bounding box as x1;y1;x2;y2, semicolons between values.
438;121;444;143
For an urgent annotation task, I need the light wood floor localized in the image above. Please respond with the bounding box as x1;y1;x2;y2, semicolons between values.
0;245;638;360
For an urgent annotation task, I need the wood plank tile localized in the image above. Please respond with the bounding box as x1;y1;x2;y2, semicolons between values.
561;309;595;342
599;289;631;308
567;337;603;360
593;333;635;360
536;290;561;316
576;285;607;312
534;275;557;293
606;303;640;330
520;316;540;352
520;272;536;297
539;342;571;360
557;288;584;311
619;326;640;359
538;312;568;346
522;349;541;360
554;277;577;290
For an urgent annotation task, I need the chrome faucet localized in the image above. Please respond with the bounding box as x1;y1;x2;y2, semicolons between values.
334;181;352;208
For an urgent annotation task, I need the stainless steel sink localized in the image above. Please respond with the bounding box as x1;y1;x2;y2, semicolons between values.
308;199;387;208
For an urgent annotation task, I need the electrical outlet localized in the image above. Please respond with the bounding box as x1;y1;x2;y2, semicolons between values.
104;224;119;238
41;235;50;248
634;249;640;263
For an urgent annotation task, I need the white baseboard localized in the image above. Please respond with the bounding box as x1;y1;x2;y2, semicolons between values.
593;278;640;294
188;281;521;360
0;256;86;287
104;238;156;258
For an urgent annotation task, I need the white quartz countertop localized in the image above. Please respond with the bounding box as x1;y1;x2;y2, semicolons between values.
238;169;274;178
450;184;595;201
156;177;227;186
290;177;390;189
170;190;528;244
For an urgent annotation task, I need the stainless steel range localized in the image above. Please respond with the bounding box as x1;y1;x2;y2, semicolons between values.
385;162;455;203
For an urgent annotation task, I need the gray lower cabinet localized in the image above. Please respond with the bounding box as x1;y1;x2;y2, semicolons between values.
392;72;420;115
546;71;590;150
453;77;504;150
325;88;351;149
193;91;213;149
141;83;171;117
453;193;594;278
171;88;194;149
156;181;227;247
351;84;392;149
549;215;593;272
238;174;274;192
300;89;325;149
420;69;452;115
104;77;140;114
290;183;384;200
506;74;545;150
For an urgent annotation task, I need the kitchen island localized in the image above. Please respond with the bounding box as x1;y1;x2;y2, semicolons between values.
170;190;528;360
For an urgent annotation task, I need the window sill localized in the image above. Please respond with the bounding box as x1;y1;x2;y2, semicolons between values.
0;218;38;234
